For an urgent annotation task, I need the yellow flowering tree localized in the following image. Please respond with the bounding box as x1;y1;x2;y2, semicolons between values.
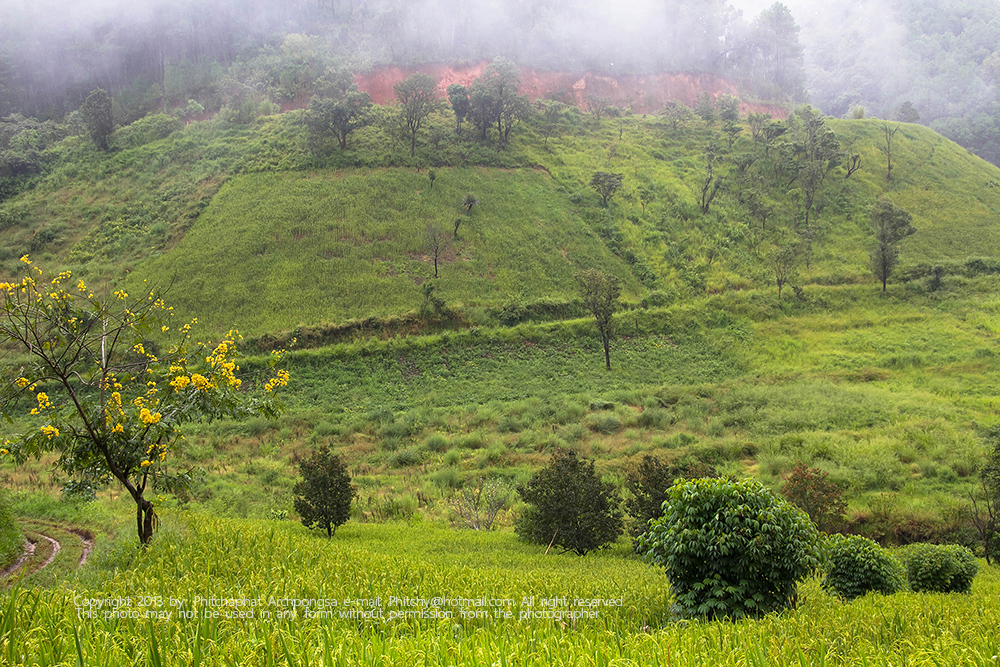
0;257;289;544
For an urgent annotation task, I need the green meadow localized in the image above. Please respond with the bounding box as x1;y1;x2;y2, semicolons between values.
133;168;639;336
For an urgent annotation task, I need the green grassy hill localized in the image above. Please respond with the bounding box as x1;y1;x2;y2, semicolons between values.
7;108;1000;339
5;93;1000;667
133;167;640;336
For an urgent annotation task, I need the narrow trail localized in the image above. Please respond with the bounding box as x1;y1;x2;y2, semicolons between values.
1;521;94;584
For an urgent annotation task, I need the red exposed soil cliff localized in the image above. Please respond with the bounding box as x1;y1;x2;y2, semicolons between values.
354;62;788;118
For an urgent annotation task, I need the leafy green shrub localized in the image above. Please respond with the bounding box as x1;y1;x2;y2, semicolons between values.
0;490;23;568
900;543;978;593
638;477;820;619
293;446;357;538
516;449;623;555
821;534;906;601
781;463;848;533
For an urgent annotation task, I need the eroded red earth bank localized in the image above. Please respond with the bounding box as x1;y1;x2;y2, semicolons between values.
354;62;788;118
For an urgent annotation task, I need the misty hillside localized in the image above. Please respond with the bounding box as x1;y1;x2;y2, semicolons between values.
4;0;1000;166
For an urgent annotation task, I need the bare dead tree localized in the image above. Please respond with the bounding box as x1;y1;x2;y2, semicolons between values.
882;121;900;182
425;224;444;279
448;477;514;530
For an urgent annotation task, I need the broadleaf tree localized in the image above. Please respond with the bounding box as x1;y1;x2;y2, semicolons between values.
293;446;356;538
80;88;114;151
515;449;622;556
589;171;624;207
0;257;290;544
393;73;438;157
869;198;916;293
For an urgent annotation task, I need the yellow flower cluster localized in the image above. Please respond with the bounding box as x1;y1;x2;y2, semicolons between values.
40;425;59;439
50;270;72;286
264;369;291;393
205;339;241;388
170;375;191;391
139;408;162;425
30;392;52;415
141;440;168;467
15;377;31;389
190;374;213;391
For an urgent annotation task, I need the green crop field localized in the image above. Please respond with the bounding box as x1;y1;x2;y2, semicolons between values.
2;512;999;666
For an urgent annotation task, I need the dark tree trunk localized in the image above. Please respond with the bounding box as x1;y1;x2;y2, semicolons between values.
136;497;156;545
602;334;611;371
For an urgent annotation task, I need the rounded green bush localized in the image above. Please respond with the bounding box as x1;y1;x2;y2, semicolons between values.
638;477;821;619
516;449;623;556
822;534;906;601
901;543;978;593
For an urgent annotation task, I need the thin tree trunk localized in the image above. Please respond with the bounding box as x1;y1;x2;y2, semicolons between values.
603;334;611;371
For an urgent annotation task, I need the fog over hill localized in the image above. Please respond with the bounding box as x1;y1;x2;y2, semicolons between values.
2;0;999;162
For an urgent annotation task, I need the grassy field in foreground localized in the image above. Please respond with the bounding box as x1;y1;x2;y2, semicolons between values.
1;512;998;666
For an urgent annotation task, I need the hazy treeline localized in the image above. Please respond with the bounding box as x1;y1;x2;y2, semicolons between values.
754;0;1000;165
0;0;804;121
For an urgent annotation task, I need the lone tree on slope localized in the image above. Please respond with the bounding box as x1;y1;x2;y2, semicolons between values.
577;269;622;371
590;171;624;207
869;198;916;293
516;449;623;555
